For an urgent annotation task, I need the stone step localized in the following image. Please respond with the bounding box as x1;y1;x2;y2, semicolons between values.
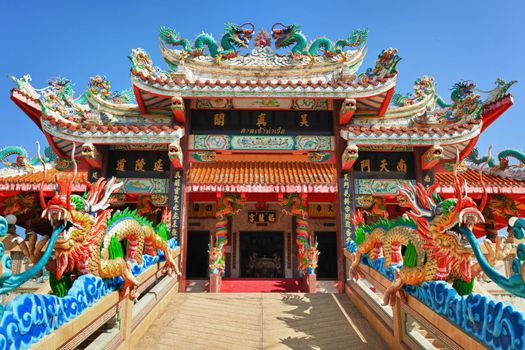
134;293;388;349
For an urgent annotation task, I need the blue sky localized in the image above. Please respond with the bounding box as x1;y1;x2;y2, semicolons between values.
1;0;524;156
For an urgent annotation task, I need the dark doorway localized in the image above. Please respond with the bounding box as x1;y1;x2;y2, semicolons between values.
186;231;210;279
240;232;284;278
314;231;338;279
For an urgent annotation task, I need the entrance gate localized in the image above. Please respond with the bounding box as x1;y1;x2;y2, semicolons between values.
240;231;284;278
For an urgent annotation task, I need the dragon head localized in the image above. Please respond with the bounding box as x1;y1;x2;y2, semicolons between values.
280;193;308;219
450;80;476;101
47;77;74;98
42;175;122;279
399;175;486;282
271;23;300;49
216;194;245;220
39;144;122;279
224;22;254;49
159;26;180;46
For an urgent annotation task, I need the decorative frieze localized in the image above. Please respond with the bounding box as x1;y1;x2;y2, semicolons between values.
191;135;333;151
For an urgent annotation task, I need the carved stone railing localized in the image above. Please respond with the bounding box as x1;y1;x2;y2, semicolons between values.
32;247;180;350
344;251;522;350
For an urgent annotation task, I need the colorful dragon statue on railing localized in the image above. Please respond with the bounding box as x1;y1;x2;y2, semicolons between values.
280;194;319;275
160;22;254;60
271;23;367;59
39;146;177;298
349;172;492;305
209;194;244;274
468;147;525;172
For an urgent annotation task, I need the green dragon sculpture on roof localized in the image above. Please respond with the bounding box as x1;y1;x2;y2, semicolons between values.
0;145;56;170
468;146;525;172
271;23;367;59
160;22;254;61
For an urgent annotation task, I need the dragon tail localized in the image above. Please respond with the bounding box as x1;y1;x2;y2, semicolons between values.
335;28;368;53
392;92;410;107
160;26;192;51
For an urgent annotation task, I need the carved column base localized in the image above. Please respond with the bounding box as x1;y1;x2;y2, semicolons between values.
209;273;222;293
303;274;317;293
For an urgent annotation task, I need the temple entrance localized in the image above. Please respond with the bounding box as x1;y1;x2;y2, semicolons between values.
240;232;284;278
314;231;338;279
186;231;210;279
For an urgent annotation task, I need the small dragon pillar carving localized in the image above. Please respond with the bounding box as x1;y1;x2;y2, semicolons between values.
209;193;244;284
280;194;319;280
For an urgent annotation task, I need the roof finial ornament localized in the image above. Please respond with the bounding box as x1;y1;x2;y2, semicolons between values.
254;28;271;48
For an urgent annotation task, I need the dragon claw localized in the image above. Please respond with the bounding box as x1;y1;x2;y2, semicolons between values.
349;266;363;281
483;236;513;266
119;278;137;300
383;268;405;306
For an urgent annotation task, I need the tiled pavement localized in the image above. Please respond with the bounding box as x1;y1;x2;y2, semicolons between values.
136;292;388;350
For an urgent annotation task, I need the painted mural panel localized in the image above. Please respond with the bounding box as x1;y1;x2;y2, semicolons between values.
355;179;416;195
116;178;169;193
192;135;333;151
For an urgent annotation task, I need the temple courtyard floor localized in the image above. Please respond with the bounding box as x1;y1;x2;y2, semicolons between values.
136;291;388;349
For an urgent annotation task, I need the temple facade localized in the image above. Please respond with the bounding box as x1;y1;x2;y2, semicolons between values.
6;22;516;293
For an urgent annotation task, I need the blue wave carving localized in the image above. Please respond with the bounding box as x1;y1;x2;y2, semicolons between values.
354;250;525;350
0;237;178;350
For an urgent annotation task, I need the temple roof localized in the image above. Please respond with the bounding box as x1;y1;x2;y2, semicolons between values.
8;23;515;153
160;45;368;81
0;167;86;192
188;161;336;193
131;69;396;98
436;168;525;195
343;120;481;145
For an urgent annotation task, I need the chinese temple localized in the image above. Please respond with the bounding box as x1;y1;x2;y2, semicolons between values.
6;22;517;293
2;21;525;350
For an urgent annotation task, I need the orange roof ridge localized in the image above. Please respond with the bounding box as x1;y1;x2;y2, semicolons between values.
188;161;336;193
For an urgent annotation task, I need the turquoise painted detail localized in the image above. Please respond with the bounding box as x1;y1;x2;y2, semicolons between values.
193;135;332;151
271;23;367;57
0;215;65;305
468;148;525;170
0;146;56;168
160;23;254;58
461;225;525;298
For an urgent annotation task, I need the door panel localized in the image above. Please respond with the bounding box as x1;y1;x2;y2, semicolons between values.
186;231;210;279
314;231;337;279
240;232;284;278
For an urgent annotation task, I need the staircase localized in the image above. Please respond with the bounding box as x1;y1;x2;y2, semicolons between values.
135;292;388;349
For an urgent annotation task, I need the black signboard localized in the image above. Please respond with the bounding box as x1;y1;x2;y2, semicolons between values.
354;152;415;179
248;211;277;224
107;151;170;178
191;110;333;135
